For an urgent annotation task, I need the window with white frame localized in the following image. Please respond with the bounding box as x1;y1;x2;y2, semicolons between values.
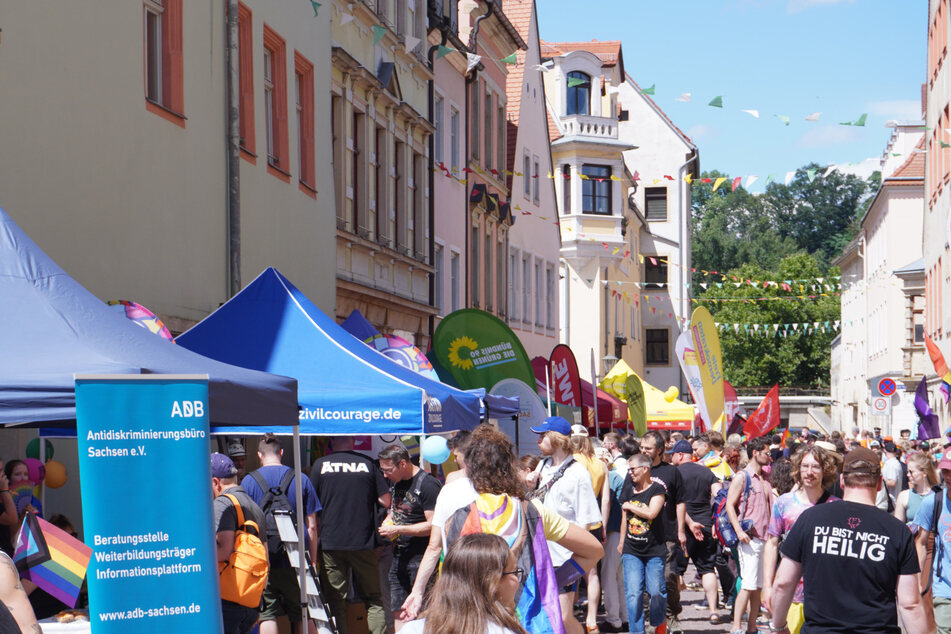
534;259;543;327
522;255;531;324
533;156;540;203
450;107;460;172
509;249;519;321
450;251;461;312
264;48;275;161
546;263;555;329
523;153;531;197
434;94;444;165
144;0;164;103
434;243;444;312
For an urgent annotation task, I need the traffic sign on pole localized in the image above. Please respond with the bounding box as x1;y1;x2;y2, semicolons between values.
871;396;891;416
878;378;897;397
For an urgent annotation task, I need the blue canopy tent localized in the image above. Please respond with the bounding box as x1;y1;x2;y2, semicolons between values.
0;208;298;428
177;267;482;435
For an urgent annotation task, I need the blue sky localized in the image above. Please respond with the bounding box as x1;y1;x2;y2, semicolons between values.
537;0;926;189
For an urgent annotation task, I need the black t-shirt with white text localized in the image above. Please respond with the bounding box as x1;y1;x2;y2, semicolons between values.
310;450;389;551
389;469;442;550
619;481;667;558
678;462;718;528
648;461;682;539
780;500;919;633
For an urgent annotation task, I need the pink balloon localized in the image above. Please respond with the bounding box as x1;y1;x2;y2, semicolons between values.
22;458;46;485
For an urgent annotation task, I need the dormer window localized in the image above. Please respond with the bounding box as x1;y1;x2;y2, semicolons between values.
566;71;591;116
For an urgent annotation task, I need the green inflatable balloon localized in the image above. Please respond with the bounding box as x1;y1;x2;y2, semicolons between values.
26;438;54;461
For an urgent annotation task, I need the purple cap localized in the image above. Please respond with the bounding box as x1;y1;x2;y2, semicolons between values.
211;452;238;479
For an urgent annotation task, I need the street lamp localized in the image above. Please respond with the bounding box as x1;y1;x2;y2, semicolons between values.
601;354;618;376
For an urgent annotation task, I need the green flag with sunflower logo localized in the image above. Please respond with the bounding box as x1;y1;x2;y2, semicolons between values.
432;309;536;391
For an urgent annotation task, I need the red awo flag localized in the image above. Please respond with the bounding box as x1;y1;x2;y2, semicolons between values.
743;384;780;438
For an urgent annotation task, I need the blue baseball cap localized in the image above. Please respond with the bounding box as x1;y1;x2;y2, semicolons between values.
210;452;238;479
531;416;572;436
666;439;693;455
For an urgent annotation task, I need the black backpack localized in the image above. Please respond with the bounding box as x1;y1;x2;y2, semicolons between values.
250;468;296;556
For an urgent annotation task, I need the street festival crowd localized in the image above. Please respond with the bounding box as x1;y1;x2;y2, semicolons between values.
7;422;951;633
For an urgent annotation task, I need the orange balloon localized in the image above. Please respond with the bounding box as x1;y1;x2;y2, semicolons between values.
44;460;67;489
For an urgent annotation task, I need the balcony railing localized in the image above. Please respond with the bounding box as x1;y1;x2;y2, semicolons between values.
561;114;618;141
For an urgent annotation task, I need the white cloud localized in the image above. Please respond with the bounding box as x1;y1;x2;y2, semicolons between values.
794;124;864;149
866;99;923;121
836;157;880;180
787;0;854;13
685;124;720;142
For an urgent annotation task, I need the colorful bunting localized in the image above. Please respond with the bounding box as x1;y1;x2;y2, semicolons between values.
310;0;321;17
640;84;656;95
501;52;517;65
676;93;692;102
741;109;759;118
372;24;387;46
708;96;723;108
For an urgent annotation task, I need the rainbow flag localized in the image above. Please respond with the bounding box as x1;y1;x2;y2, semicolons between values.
925;334;951;402
457;494;563;634
13;513;91;607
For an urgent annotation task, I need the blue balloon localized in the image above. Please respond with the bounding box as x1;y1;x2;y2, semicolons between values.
421;435;450;465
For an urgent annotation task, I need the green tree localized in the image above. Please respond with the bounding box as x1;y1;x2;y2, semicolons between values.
692;254;840;388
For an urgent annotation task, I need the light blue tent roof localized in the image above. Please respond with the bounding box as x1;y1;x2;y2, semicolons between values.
177;268;481;435
0;207;299;427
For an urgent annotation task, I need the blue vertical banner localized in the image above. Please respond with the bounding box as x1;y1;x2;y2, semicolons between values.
75;375;222;633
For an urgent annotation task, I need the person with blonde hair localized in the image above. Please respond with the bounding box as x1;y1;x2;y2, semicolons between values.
400;533;528;634
569;427;611;633
895;452;939;526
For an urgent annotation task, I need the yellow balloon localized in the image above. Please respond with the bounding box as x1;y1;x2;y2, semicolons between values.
44;460;67;489
664;386;679;403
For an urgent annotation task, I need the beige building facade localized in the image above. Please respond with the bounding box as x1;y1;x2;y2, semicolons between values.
0;1;336;330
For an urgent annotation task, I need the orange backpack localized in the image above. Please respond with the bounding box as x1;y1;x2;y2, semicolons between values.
219;493;269;608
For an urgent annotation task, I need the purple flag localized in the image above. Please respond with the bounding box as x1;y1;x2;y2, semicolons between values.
916;376;940;440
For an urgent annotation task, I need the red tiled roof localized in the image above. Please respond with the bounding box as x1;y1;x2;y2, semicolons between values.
540;39;622;68
886;136;925;180
547;109;562;142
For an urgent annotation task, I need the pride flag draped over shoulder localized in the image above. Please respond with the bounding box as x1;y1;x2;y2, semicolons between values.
14;513;92;607
925;333;951;401
447;494;563;634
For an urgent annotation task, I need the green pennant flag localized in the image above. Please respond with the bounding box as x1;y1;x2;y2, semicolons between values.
854;113;867;127
640;84;656;95
311;0;321;17
775;114;790;126
436;45;453;59
806;169;817;182
567;77;587;88
765;174;775;186
941;141;950;149
708;96;723;108
372;24;387;46
501;52;517;65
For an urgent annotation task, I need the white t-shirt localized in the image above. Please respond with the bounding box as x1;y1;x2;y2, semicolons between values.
883;456;903;500
401;619;519;634
431;476;478;554
538;457;601;566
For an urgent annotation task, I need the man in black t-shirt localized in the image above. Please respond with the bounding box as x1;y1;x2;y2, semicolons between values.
641;431;686;633
769;447;927;634
377;445;441;630
309;437;390;634
670;440;723;622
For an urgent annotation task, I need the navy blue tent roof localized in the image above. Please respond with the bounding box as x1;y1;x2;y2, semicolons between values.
0;207;299;427
177;268;481;435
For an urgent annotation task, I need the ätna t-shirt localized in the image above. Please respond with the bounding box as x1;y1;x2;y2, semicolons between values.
780;500;918;633
619;481;667;558
309;451;389;551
